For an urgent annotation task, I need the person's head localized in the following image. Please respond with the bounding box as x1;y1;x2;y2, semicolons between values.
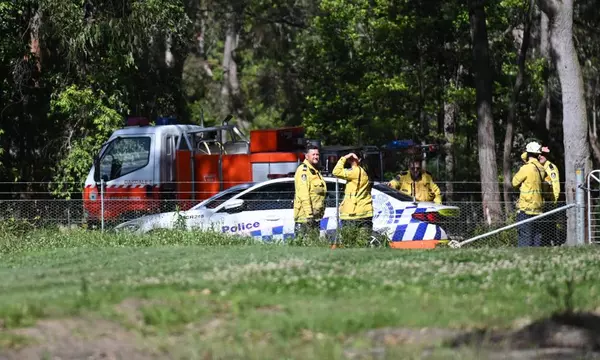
409;158;423;180
305;144;320;166
538;146;550;164
524;141;542;161
349;151;365;167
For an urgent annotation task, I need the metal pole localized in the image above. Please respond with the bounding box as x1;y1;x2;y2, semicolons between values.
100;178;105;232
449;203;576;248
587;171;600;244
576;167;585;245
335;178;340;244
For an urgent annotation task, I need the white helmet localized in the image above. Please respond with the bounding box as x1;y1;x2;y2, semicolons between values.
525;141;542;154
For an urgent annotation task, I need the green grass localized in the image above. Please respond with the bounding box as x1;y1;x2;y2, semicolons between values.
1;229;600;359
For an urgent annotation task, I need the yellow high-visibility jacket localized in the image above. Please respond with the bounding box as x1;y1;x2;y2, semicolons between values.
520;152;560;203
293;159;326;222
512;158;547;215
332;157;373;220
389;171;442;204
544;160;560;203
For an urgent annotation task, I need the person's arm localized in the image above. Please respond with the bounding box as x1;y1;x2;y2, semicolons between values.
430;181;442;204
548;165;560;203
512;166;526;188
388;177;400;190
332;154;359;180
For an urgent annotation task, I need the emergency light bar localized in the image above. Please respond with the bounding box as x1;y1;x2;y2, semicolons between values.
125;117;150;127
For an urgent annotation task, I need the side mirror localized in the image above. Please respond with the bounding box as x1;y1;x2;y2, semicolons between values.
223;198;244;211
93;155;100;183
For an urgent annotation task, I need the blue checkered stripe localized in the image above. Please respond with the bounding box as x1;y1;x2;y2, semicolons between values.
248;217;338;242
248;224;293;242
374;200;446;242
247;215;445;243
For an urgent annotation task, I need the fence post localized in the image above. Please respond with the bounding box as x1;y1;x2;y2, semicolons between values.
100;178;105;232
335;178;340;243
576;167;585;245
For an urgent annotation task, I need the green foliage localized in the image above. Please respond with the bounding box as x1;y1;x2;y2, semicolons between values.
0;0;598;197
49;86;125;198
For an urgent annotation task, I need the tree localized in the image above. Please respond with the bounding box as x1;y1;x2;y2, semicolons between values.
502;0;535;217
537;0;591;245
469;0;503;224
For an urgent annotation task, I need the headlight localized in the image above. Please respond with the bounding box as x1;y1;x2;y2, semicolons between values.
438;208;460;217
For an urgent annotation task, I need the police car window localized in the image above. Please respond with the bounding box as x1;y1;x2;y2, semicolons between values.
192;187;248;210
373;183;414;202
238;182;295;211
99;137;151;181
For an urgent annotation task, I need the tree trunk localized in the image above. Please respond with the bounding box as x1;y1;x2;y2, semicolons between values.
220;18;235;121
589;78;600;165
220;14;249;131
444;100;457;201
165;33;174;68
502;0;534;218
540;12;552;131
538;0;591;245
196;9;213;78
469;0;503;225
29;6;42;84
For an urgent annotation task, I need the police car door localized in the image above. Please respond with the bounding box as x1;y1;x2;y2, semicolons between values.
216;181;295;241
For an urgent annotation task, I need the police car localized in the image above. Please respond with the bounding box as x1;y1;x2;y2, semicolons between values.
114;177;460;248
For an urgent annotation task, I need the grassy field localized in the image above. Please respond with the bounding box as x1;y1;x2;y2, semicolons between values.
1;229;600;359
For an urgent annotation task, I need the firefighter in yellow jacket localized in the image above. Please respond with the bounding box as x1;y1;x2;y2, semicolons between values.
520;146;560;203
513;141;548;247
332;152;374;230
293;144;326;235
523;145;563;245
387;159;442;204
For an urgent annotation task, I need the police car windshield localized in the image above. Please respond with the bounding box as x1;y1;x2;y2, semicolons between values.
191;184;252;210
373;183;415;202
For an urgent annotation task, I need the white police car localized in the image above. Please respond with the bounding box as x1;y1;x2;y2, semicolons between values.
114;177;460;248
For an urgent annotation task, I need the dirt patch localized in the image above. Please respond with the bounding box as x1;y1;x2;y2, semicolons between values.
255;304;285;314
113;297;164;328
448;311;600;349
345;312;600;359
0;316;161;360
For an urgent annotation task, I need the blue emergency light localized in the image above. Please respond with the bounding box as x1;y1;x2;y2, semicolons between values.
385;139;415;149
156;116;177;126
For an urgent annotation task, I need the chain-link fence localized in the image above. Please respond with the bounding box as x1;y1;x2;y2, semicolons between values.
0;177;589;247
587;170;600;244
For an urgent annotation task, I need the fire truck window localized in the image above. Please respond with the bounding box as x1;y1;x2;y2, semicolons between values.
166;136;173;156
238;182;295;211
99;137;151;181
178;136;189;150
